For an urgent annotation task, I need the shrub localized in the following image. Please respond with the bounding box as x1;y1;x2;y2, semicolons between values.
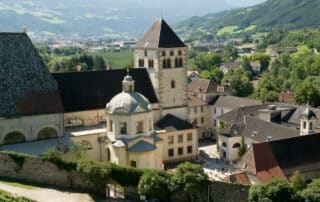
110;164;145;186
299;179;320;202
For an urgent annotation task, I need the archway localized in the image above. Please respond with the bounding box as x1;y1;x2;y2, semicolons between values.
37;127;58;140
3;131;26;145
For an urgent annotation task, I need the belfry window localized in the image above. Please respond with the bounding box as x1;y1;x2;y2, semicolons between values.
148;59;154;68
167;59;171;68
138;59;144;67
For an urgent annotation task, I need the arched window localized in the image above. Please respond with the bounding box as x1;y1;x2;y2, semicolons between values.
167;59;171;68
179;58;183;67
148;59;154;68
66;117;83;127
232;143;241;148
175;58;179;68
303;121;307;129
222;142;227;147
162;59;167;69
37;127;58;140
3;131;26;145
81;140;93;150
138;59;144;67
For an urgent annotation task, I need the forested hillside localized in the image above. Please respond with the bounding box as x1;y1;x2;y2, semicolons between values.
176;0;320;41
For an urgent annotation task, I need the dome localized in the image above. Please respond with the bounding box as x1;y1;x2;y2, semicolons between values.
106;91;151;114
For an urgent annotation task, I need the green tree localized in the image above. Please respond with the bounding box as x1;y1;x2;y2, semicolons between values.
195;52;222;71
299;179;320;202
171;162;209;202
93;56;106;70
293;79;320;106
254;76;279;102
249;178;297;202
223;69;254;97
138;170;171;200
289;170;306;192
200;68;224;83
250;53;271;72
224;45;238;61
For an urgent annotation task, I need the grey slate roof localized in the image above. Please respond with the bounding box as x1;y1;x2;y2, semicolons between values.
134;18;185;49
53;68;158;112
0;33;63;117
155;114;194;132
187;79;218;93
128;140;157;152
212;96;263;109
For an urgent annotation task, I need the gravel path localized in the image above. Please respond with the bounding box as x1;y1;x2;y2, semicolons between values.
0;182;96;202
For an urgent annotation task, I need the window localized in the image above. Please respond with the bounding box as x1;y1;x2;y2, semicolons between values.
148;59;154;68
178;58;183;67
201;117;204;124
149;118;152;130
303;121;307;129
194;107;197;114
168;149;174;157
170;50;174;56
171;80;176;88
162;51;166;56
214;107;216;114
109;120;113;132
136;121;143;133
167;59;171;68
232;143;241;148
310;122;313;130
201;106;204;112
175;58;179;67
168;136;174;144
187;133;192;141
178;50;182;55
214;120;217;127
178;134;183;143
130;161;137;168
120;122;127;134
162;59;167;68
144;50;147;56
178;147;183;155
187;146;193;154
138;59;144;67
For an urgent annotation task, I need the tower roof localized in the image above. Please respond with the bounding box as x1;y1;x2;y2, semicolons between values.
134;18;185;49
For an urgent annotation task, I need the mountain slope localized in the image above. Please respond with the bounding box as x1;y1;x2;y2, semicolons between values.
0;0;247;39
176;0;320;40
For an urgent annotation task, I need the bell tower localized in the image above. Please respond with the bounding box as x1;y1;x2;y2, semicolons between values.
300;104;317;136
133;18;188;121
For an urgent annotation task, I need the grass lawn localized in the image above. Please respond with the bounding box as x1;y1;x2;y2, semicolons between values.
217;25;239;36
90;51;134;69
0;189;36;202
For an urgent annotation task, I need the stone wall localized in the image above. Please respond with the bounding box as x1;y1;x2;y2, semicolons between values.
0;152;94;192
208;181;249;202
